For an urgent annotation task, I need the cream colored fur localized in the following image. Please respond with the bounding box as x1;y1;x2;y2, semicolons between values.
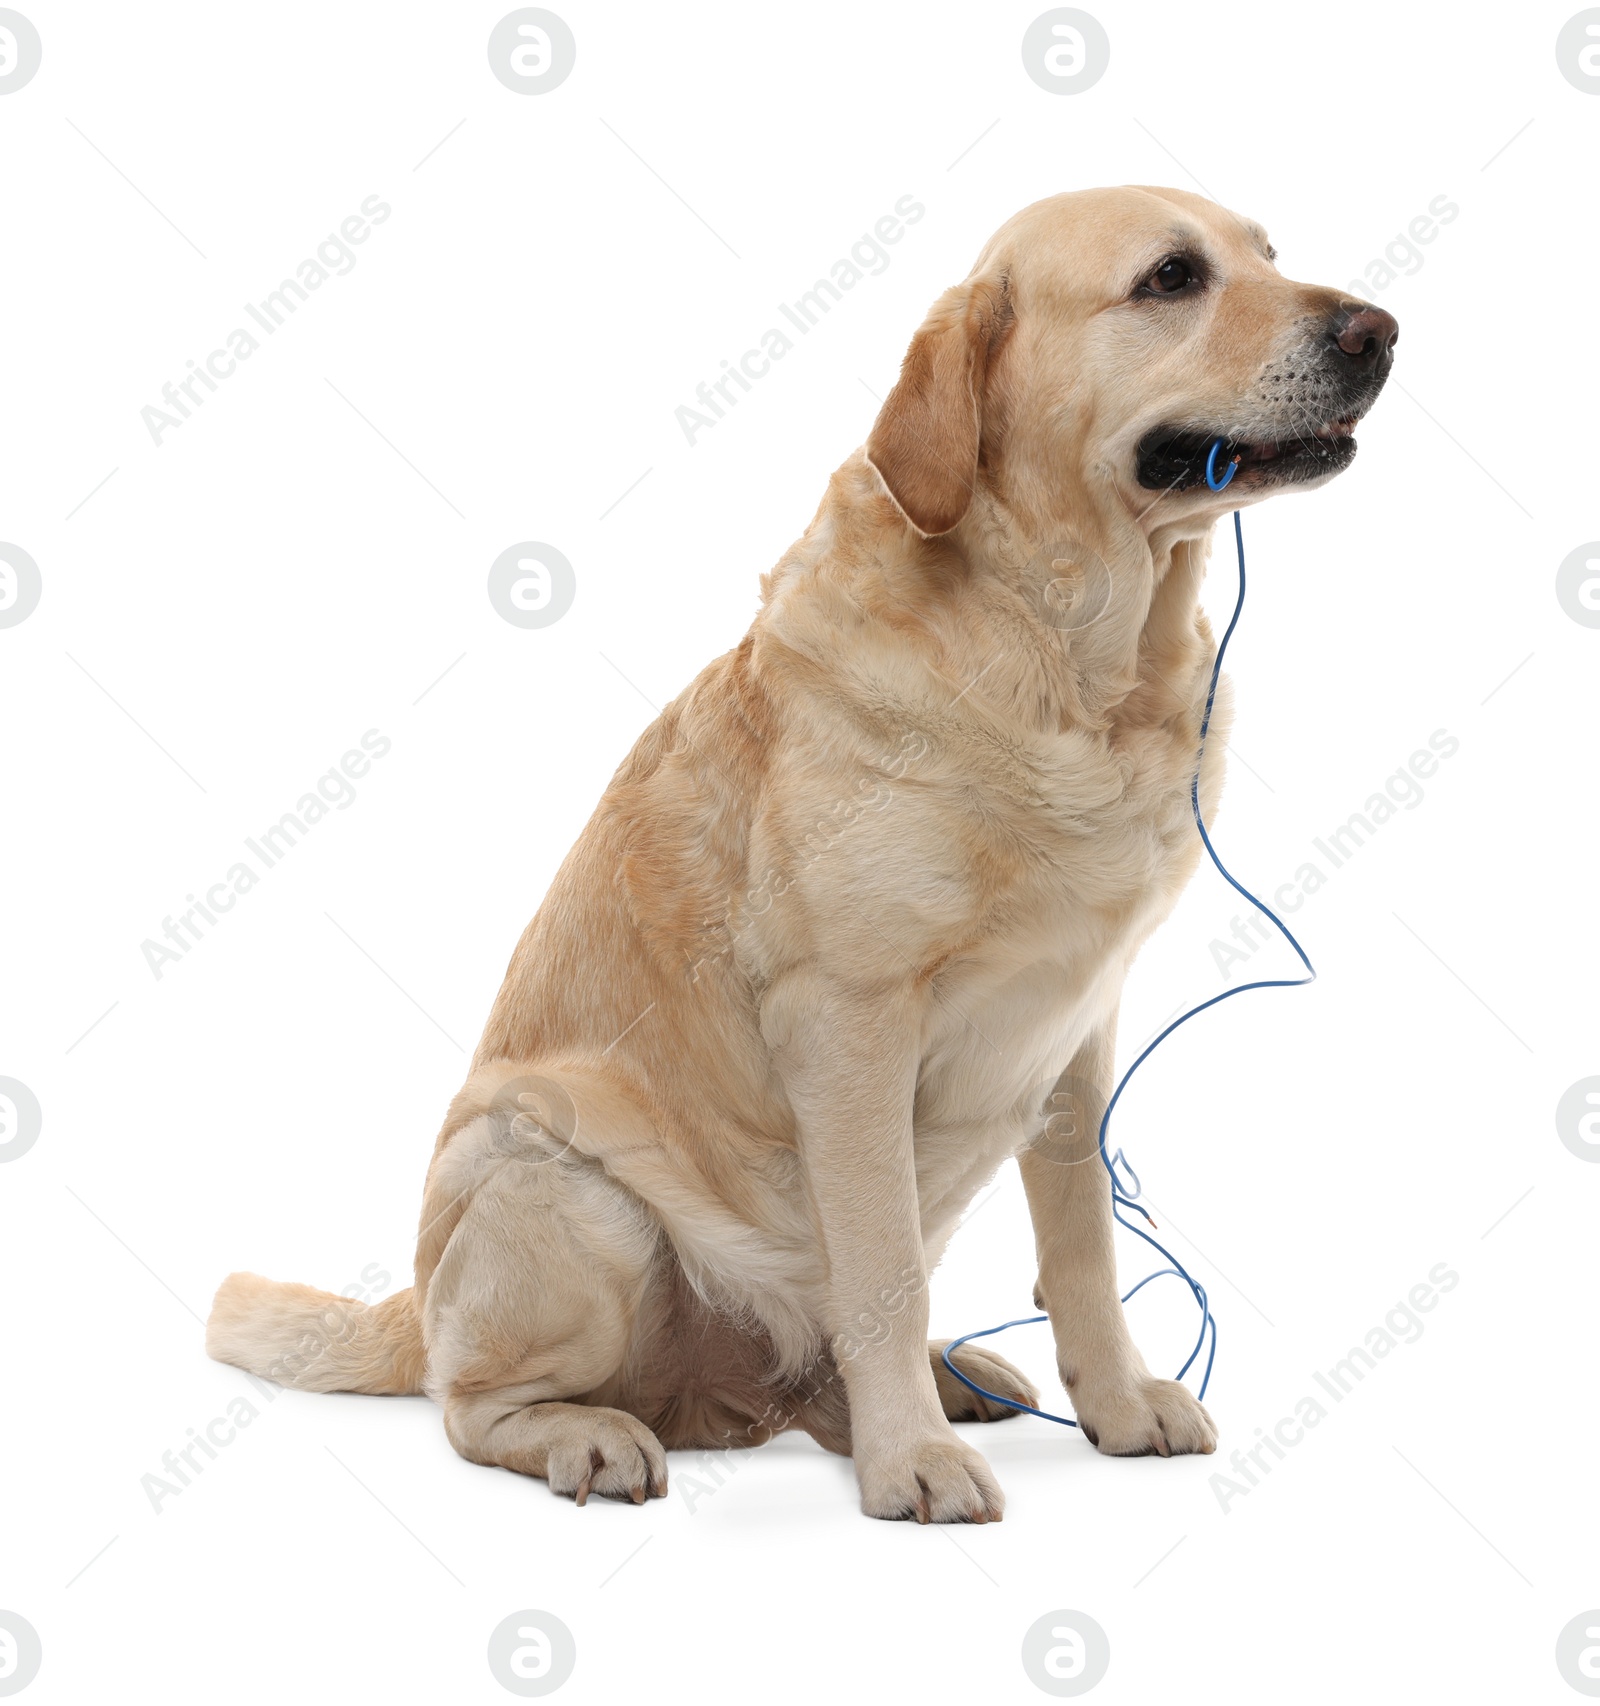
208;186;1393;1522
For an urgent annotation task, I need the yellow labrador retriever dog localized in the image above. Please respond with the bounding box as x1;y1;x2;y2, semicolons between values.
208;186;1396;1522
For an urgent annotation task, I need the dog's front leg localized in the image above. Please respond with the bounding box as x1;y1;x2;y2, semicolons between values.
775;978;1005;1523
1019;1019;1218;1458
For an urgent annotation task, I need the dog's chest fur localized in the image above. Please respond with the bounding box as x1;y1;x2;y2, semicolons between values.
807;524;1227;1224
915;696;1223;1235
751;584;1227;1245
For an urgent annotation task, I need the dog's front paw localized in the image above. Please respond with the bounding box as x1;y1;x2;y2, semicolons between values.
856;1428;1005;1523
1072;1375;1216;1457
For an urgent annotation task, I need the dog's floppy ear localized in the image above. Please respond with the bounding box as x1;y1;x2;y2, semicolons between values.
866;274;1012;537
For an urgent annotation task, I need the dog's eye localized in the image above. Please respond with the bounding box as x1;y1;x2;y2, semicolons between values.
1147;257;1195;294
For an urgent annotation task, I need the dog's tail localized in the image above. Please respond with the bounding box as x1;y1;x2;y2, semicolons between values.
205;1272;426;1396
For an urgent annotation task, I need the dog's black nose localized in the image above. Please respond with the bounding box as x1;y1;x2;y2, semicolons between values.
1331;305;1399;370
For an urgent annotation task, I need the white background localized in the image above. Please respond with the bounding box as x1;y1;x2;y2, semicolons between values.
3;1;1598;1701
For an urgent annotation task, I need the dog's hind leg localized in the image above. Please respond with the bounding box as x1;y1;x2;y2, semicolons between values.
423;1106;669;1504
931;1339;1041;1423
446;1394;667;1505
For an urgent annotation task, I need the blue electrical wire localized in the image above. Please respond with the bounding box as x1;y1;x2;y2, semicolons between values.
941;438;1314;1429
1205;436;1239;492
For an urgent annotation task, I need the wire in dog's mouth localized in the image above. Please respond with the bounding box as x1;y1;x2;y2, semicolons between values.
1136;417;1361;492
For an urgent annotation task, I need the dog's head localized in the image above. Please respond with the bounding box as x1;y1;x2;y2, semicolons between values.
866;186;1397;538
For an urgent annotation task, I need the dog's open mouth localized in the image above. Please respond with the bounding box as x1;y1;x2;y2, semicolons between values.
1136;417;1361;492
